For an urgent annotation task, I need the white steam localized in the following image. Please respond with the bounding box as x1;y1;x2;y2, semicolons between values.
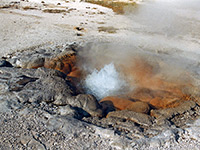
125;0;200;61
79;0;200;100
84;63;127;100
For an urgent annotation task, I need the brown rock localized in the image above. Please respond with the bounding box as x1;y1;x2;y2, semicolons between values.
129;88;184;109
100;96;134;110
44;50;77;75
100;96;150;114
129;88;154;103
67;66;81;78
126;101;150;114
149;97;182;109
26;50;81;81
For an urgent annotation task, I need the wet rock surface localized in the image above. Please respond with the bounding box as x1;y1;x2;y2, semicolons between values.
1;43;200;149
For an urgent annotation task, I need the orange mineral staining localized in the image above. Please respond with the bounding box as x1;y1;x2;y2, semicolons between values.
118;57;195;110
29;50;197;114
100;96;150;114
100;96;135;110
44;50;77;75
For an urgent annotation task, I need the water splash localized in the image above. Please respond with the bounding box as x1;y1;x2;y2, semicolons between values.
84;63;127;100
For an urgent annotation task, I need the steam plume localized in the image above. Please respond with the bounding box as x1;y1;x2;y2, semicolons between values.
77;0;200;105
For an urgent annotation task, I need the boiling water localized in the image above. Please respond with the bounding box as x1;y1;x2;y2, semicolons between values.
84;63;127;100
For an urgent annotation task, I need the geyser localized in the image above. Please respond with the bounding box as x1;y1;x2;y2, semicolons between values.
39;0;200;113
76;40;200;112
35;42;199;113
84;63;128;100
76;0;200;112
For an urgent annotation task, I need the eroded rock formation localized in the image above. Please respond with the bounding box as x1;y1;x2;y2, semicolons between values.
2;43;200;149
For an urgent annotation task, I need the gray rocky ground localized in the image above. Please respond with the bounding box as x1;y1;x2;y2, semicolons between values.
0;43;200;150
1;0;200;150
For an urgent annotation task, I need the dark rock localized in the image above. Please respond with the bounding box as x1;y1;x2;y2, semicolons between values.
0;60;13;67
74;27;85;31
16;75;38;86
